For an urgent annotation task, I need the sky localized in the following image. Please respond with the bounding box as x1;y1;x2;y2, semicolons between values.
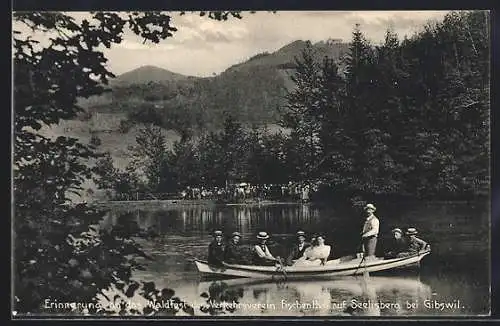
14;11;451;77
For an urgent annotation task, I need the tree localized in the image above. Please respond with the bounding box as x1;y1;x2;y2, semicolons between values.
281;41;325;180
219;115;249;183
396;10;490;197
13;10;247;315
128;124;167;192
93;152;117;190
165;138;201;190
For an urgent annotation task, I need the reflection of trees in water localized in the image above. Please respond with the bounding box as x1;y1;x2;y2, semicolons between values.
235;207;252;233
199;281;244;315
338;277;432;317
199;277;432;316
108;205;336;244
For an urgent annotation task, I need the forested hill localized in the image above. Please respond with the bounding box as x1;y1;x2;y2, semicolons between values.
78;39;349;136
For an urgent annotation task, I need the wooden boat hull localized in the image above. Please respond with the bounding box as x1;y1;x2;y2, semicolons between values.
194;250;430;280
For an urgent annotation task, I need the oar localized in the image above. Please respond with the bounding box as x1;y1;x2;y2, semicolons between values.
354;241;369;279
275;257;287;281
354;254;366;276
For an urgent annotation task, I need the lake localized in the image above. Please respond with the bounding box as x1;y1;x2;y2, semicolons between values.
103;200;490;317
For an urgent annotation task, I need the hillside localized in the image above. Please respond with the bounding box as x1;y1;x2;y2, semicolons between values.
110;65;196;86
81;39;349;134
51;38;350;200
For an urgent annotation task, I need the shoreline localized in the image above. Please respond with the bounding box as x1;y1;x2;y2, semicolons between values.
91;198;486;210
92;199;307;209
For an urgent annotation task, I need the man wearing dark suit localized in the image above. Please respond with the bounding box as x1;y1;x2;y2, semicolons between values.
207;230;225;267
286;230;311;266
224;231;243;264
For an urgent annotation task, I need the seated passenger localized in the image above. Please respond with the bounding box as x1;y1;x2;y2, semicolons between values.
224;231;244;264
384;228;408;259
207;230;225;267
405;227;430;254
292;234;331;267
286;230;311;266
253;231;279;266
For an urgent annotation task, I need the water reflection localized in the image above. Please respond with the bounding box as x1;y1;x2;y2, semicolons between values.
105;204;325;239
103;201;489;316
195;277;432;316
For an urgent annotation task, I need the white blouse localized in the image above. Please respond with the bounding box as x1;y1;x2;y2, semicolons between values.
305;245;331;260
293;245;331;266
254;244;275;260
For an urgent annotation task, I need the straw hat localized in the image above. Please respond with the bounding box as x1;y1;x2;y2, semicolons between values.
406;227;418;235
231;231;241;238
213;230;223;236
392;228;403;235
296;230;306;237
364;203;376;212
256;231;270;240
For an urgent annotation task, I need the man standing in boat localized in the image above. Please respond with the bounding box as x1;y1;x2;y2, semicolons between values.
253;231;280;266
224;231;243;264
361;203;380;260
286;230;311;266
207;230;226;267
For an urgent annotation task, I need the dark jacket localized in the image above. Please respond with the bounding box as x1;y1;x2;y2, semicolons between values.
224;241;243;264
384;238;408;258
208;241;225;266
407;236;428;254
286;241;311;265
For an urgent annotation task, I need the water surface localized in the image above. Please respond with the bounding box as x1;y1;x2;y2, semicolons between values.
105;200;490;317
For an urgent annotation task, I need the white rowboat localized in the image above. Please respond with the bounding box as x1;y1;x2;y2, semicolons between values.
194;250;431;279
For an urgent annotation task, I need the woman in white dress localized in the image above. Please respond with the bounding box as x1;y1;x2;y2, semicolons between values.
292;235;331;267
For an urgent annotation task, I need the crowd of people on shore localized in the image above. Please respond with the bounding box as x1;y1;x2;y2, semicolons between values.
207;203;430;268
180;181;320;202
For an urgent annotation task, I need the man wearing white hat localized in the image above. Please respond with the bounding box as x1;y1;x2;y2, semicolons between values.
253;231;279;266
361;203;380;259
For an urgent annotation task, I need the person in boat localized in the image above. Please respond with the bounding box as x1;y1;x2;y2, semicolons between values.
224;231;244;264
405;227;430;255
361;203;380;260
207;230;226;267
292;234;331;266
384;228;408;259
286;230;311;266
253;231;280;266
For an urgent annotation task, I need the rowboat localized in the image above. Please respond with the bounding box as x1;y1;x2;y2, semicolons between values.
194;249;431;279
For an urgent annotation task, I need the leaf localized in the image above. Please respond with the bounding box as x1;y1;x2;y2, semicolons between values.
142;281;155;294
125;282;140;297
183;305;195;316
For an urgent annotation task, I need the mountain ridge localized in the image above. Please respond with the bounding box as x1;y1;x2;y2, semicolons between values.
111;38;348;85
111;65;196;86
80;39;350;132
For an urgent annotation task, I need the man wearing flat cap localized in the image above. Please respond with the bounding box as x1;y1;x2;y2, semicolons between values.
208;230;226;267
286;230;311;266
361;203;380;259
224;231;244;264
